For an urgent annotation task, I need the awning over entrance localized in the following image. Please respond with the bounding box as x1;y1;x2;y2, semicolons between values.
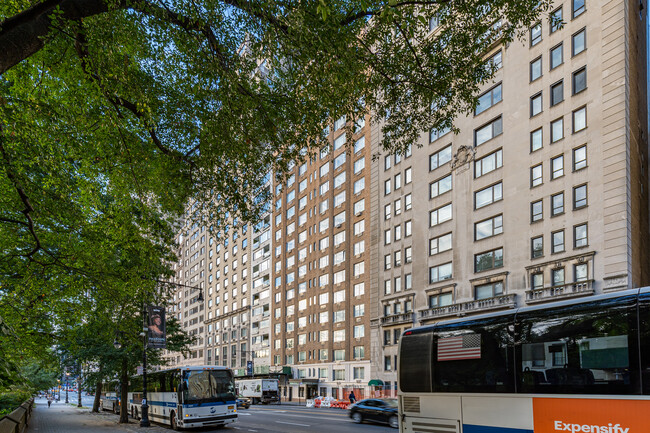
368;379;384;387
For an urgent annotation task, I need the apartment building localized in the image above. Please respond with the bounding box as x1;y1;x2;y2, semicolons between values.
270;115;374;401
164;188;274;374
372;0;649;389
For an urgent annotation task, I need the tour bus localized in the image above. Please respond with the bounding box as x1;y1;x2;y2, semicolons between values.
127;365;237;430
99;380;121;413
398;287;650;433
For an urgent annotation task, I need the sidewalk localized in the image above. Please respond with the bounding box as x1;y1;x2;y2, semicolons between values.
27;397;168;433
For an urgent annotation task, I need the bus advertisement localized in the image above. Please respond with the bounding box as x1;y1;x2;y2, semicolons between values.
398;287;650;433
128;365;237;430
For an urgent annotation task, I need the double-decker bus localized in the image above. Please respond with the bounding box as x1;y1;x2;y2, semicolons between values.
99;380;121;413
398;287;650;433
128;365;237;430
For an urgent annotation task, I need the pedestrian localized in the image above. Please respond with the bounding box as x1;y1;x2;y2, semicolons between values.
47;395;52;408
349;391;356;404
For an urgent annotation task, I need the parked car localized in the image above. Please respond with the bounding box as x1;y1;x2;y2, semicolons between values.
348;398;398;429
237;396;251;409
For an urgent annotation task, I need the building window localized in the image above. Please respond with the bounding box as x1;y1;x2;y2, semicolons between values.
573;184;588;209
550;43;563;69
551;192;564;216
575;263;588;282
550;81;564;106
531;128;543;152
573;145;587;170
405;274;412;290
353;367;365;380
430;125;451;142
384;356;392;371
394;199;402;215
384;203;391;220
551;117;564;143
532;273;544;290
475;182;503;209
530;56;542;82
353;325;365;339
384;254;391;270
474;117;502;146
405;167;412;184
532;236;544;258
475;281;504;300
572;28;586;56
573;106;587;132
475;83;502;115
474;248;503;272
404;220;412;237
475;215;503;240
530;92;543;117
552;268;565;287
572;0;585;18
530;23;542;46
430;174;452;198
531;164;543;187
384;229;391;245
574;223;588;248
405;246;412;263
486;50;502;70
551;155;564;179
550;6;563;33
404;193;412;210
394;250;402;267
430;232;452;255
384;179;391;195
428;292;453;308
429;262;452;283
430;145;452;171
552;230;565;253
573;67;586;94
394;173;402;190
475;149;502;178
429;203;452;227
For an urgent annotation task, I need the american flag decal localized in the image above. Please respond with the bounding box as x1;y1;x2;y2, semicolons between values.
437;334;481;361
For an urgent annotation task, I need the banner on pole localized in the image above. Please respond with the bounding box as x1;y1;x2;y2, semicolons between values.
147;305;166;348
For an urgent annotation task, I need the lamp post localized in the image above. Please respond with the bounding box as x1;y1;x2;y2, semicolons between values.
140;285;203;428
57;379;60;401
65;371;70;403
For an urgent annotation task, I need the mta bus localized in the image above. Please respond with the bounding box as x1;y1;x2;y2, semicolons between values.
398;287;650;433
128;365;237;430
99;380;121;413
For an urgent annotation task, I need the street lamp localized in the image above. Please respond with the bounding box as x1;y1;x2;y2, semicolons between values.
65;371;70;403
140;285;203;428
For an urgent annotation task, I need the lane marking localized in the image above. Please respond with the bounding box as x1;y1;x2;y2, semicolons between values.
275;421;310;427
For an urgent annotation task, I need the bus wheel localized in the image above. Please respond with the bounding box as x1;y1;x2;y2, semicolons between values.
170;412;181;431
389;415;399;429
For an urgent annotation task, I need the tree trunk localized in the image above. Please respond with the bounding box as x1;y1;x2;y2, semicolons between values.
119;357;129;423
92;380;102;412
0;0;112;75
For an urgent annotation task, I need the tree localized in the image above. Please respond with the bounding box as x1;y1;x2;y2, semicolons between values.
0;0;552;376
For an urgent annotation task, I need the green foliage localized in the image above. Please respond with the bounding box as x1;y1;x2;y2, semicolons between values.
0;390;32;417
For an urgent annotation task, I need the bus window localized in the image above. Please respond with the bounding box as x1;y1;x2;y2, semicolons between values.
399;332;433;392
183;369;236;403
516;294;639;394
432;314;515;393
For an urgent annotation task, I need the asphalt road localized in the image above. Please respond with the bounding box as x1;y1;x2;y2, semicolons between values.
226;405;395;433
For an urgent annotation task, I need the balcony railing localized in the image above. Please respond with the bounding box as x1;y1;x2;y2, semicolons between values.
380;312;414;326
525;280;594;304
419;293;516;322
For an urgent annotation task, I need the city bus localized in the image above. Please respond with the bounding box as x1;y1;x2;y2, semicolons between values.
99;380;121;413
398;287;650;433
128;365;237;430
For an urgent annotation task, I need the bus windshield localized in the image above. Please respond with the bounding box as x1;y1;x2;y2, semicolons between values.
183;370;236;404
